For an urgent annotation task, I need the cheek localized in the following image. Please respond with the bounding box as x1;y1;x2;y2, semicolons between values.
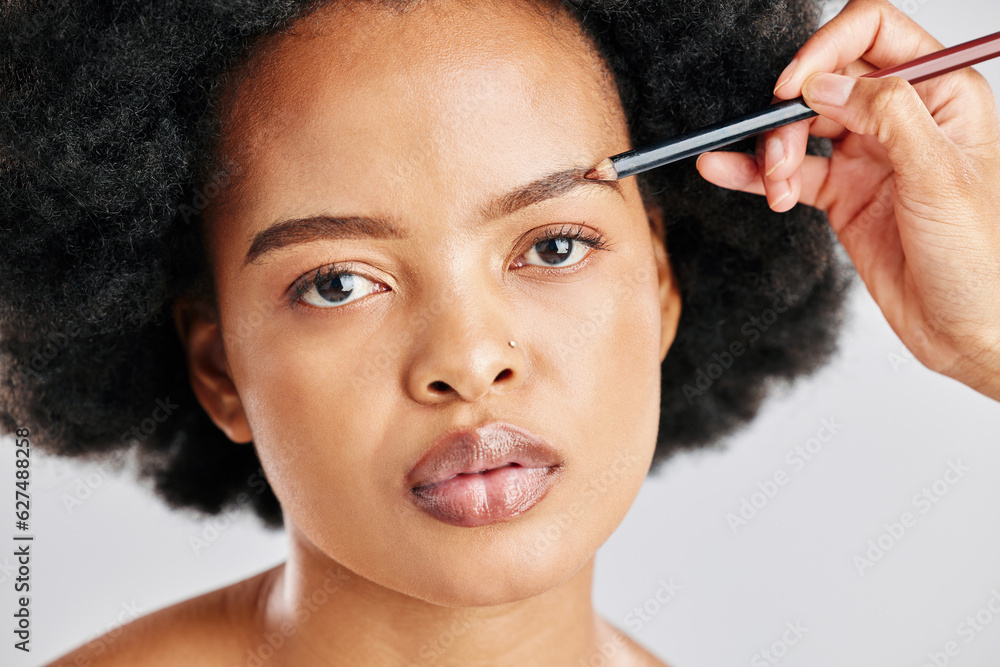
225;321;389;517
536;248;664;452
497;249;663;577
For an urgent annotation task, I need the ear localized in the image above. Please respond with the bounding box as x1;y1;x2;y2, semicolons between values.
172;296;253;443
647;202;682;363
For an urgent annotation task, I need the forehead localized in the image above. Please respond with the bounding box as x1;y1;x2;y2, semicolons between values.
208;0;630;226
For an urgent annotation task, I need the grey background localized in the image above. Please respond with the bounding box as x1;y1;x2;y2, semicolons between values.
2;0;999;665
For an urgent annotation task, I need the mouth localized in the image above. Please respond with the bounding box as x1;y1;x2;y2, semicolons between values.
405;422;565;528
413;461;522;490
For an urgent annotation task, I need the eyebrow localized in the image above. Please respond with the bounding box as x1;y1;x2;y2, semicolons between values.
243;166;623;266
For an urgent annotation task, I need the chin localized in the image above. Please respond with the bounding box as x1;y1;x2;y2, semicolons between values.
398;536;596;608
377;497;623;608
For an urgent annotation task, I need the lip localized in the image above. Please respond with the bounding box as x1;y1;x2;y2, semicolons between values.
406;421;565;528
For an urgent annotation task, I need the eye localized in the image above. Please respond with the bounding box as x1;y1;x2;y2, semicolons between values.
291;264;384;309
519;224;609;269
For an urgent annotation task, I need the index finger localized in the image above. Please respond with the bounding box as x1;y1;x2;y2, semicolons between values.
772;0;946;98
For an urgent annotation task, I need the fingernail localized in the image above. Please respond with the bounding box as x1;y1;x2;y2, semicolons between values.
803;72;854;107
764;136;786;178
774;58;798;94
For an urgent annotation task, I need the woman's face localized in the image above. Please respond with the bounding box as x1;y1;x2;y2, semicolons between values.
185;0;682;606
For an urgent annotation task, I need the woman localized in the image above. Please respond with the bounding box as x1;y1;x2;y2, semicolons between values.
1;0;997;664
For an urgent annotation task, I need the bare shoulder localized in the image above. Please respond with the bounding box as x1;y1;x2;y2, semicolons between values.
42;565;279;667
597;615;674;667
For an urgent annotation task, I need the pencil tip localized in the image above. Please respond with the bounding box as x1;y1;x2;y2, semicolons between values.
584;158;617;181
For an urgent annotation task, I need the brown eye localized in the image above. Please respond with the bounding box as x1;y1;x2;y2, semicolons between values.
522;226;607;268
297;269;379;308
528;237;582;266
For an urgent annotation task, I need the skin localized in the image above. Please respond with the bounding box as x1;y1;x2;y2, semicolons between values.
50;1;680;665
698;0;1000;403
45;0;1000;665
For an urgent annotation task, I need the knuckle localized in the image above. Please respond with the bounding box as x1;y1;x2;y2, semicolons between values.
737;157;758;184
958;67;995;100
817;38;840;68
850;0;886;20
872;77;915;115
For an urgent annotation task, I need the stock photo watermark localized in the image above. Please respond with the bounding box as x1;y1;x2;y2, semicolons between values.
917;587;1000;667
57;397;181;515
885;268;992;379
750;620;809;667
524;449;640;560
176;157;244;226
725;416;845;534
188;465;272;556
682;287;802;405
554;263;655;363
623;577;682;634
406;608;478;667
57;448;129;515
41;600;147;663
580;630;629;667
852;459;970;576
238;566;352;667
20;322;84;382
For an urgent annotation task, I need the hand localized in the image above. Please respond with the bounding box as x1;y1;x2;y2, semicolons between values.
696;0;1000;402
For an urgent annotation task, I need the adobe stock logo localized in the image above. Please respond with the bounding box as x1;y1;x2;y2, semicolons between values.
623;578;682;633
919;587;1000;667
682;288;801;404
852;459;970;576
725;417;844;534
750;620;809;667
118;397;180;446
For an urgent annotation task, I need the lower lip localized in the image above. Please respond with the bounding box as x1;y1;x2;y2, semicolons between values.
409;463;561;527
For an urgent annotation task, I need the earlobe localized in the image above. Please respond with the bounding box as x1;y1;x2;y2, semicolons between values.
647;204;682;363
172;297;253;444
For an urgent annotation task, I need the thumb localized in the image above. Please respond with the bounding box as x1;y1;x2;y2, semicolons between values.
801;72;954;176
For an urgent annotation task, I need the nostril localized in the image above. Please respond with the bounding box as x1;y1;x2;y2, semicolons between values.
429;380;450;393
495;369;512;382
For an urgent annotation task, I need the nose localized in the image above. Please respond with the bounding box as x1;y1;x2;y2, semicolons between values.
406;288;524;404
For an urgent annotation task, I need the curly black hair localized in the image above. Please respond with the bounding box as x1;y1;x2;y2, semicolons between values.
0;0;852;529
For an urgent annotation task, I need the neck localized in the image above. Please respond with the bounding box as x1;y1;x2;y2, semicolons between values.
254;521;609;667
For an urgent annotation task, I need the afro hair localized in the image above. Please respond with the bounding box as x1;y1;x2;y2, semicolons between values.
0;0;853;529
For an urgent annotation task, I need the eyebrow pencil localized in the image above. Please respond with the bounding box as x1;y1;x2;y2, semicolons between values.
584;29;1000;181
